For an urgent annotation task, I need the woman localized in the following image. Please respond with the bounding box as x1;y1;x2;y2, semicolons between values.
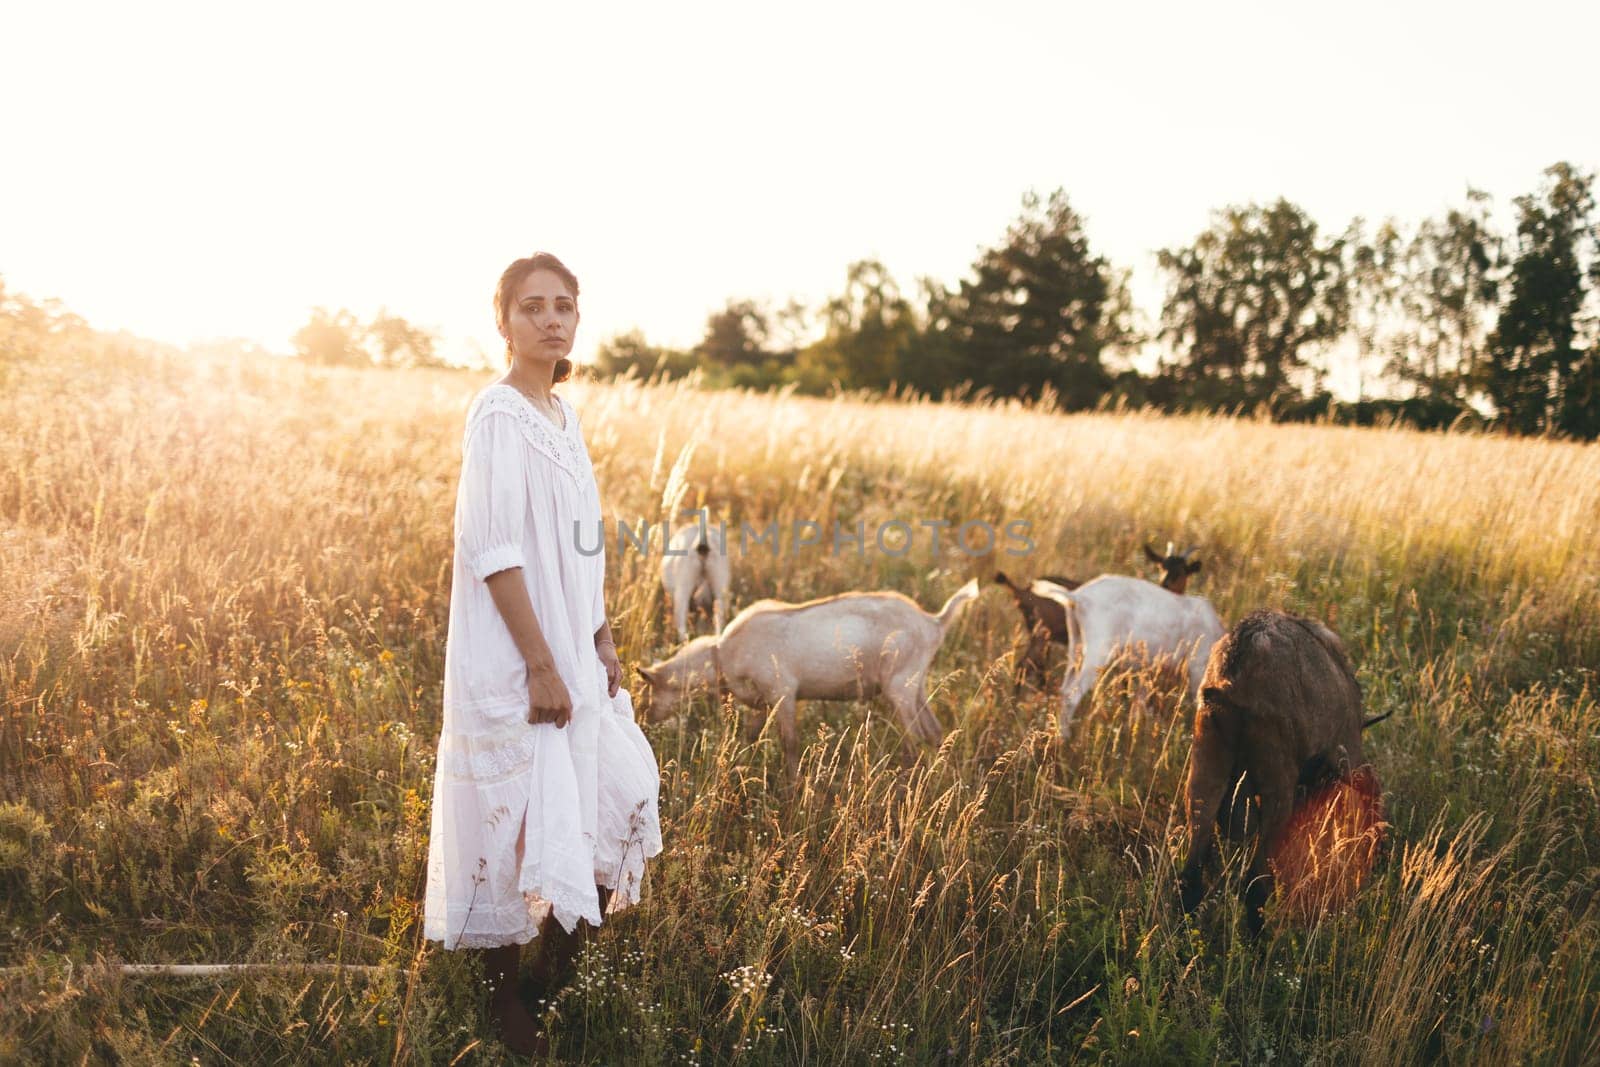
423;253;662;1054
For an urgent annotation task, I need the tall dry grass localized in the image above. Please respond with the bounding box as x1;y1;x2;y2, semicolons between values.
1;342;1596;1063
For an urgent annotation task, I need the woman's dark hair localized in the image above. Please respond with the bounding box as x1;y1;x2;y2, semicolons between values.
495;253;579;382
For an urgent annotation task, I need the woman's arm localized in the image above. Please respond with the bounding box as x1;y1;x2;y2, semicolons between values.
594;619;620;698
485;568;571;728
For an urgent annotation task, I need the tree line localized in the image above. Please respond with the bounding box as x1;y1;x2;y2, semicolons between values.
594;162;1600;439
290;307;444;369
6;161;1593;439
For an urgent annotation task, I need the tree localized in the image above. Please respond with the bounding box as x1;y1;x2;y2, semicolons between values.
1344;217;1404;401
592;329;697;380
1157;199;1348;409
930;189;1125;407
693;299;797;390
0;276;90;361
1482;162;1598;437
696;300;774;367
367;309;441;368
292;307;367;365
792;259;917;393
1391;189;1500;400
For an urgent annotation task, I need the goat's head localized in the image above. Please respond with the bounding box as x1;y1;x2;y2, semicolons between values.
1144;542;1202;594
634;663;694;724
635;638;720;723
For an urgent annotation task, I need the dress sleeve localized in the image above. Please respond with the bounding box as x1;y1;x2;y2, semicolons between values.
457;410;529;581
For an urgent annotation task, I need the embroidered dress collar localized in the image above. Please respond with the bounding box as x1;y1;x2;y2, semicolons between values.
469;385;592;487
502;383;568;432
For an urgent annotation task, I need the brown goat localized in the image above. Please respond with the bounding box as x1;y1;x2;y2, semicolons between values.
1144;542;1202;594
1178;610;1390;934
993;571;1080;687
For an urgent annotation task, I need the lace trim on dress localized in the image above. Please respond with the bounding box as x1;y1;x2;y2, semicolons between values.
437;929;539;950
468;387;594;490
424;899;544;949
436;726;540;784
520;837;605;933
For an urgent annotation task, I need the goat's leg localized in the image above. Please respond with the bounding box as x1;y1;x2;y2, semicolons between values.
772;690;801;783
885;670;943;747
912;689;943;745
1242;764;1296;937
1129;666;1155;721
1179;712;1238;915
672;585;691;641
1057;644;1104;739
741;702;767;744
712;587;727;636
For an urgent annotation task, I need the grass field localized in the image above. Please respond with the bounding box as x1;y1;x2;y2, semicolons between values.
2;340;1598;1064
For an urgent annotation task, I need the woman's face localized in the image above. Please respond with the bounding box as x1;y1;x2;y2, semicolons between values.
504;268;578;365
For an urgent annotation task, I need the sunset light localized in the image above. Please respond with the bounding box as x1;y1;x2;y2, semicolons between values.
3;3;1598;1062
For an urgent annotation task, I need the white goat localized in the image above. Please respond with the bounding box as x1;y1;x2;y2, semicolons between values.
1031;576;1225;738
637;579;980;779
660;521;732;640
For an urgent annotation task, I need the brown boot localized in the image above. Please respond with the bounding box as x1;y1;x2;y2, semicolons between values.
481;943;547;1057
525;888;612;1008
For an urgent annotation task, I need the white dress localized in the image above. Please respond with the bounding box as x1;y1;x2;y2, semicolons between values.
423;384;662;950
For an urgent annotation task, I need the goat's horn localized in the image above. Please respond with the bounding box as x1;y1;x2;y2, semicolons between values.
1165;541;1176;558
1183;545;1199;559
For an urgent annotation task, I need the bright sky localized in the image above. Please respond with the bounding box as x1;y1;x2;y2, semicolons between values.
3;1;1596;375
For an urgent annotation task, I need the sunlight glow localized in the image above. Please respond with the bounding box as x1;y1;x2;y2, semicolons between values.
2;0;1596;393
1271;767;1387;923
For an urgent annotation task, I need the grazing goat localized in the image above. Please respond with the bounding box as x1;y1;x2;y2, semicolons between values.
1178;610;1391;934
1030;576;1225;737
660;521;732;640
993;571;1080;688
636;580;980;780
998;546;1204;687
1144;542;1203;594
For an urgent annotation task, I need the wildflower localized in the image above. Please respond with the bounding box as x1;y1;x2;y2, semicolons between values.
721;964;770;999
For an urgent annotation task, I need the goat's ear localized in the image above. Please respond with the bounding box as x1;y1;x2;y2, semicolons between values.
635;665;656;686
1143;544;1164;565
1188;559;1203;575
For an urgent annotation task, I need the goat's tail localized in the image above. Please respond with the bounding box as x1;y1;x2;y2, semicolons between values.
1361;710;1395;730
934;578;981;630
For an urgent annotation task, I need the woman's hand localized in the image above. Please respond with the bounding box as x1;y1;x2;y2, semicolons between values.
597;640;621;698
527;666;572;728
